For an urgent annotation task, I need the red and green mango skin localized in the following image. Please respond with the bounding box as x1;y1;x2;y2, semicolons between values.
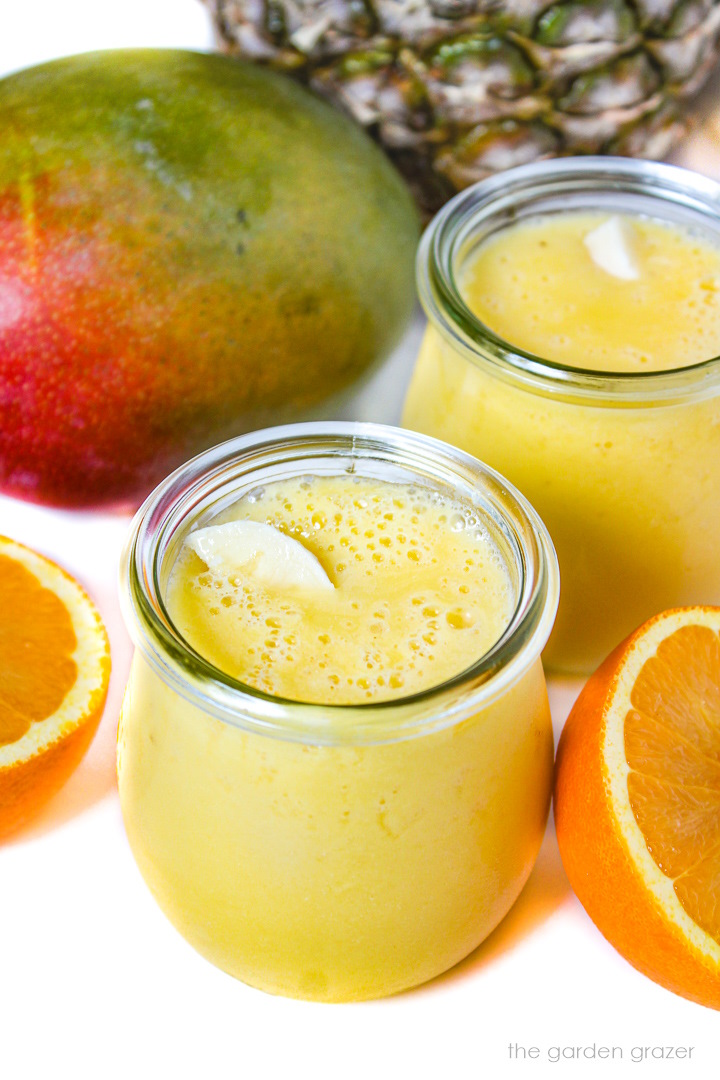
0;49;419;507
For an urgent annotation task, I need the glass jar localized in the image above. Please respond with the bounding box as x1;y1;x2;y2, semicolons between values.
118;422;559;1002
403;158;720;674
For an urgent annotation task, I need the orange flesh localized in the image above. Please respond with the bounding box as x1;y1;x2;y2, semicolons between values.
0;554;77;746
625;625;720;944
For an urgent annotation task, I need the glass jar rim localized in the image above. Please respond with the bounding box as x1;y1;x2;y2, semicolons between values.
120;422;559;745
419;156;720;406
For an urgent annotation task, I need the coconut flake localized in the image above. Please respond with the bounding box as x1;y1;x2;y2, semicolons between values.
186;520;334;591
583;216;640;281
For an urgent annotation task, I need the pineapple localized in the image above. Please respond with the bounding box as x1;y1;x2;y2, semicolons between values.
206;0;720;213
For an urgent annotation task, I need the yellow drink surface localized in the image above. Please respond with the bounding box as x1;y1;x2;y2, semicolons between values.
166;475;513;704
118;471;553;1000
461;213;720;372
403;210;720;672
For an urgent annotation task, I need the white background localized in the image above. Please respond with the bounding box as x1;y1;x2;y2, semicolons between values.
1;4;719;1078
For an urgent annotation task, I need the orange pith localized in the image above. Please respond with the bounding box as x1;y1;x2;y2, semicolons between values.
554;607;720;1011
0;537;111;838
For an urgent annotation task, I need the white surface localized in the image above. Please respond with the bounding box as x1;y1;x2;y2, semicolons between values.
2;5;720;1079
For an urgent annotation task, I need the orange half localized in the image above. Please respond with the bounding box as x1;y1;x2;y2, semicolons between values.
0;536;111;837
554;607;720;1009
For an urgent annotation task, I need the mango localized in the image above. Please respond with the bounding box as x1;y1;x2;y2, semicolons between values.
0;50;418;507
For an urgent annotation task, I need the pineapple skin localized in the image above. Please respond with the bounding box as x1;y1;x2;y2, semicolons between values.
207;0;720;213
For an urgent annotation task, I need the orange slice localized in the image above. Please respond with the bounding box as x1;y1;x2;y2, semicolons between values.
0;537;110;838
554;607;720;1010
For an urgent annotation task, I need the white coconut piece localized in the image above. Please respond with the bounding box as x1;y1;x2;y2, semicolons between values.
187;520;334;590
583;216;640;281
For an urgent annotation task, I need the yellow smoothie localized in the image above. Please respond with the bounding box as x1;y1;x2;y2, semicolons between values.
405;192;720;672
166;476;513;703
460;213;720;372
118;430;558;1001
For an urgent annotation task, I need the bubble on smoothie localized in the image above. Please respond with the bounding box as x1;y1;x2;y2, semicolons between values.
167;475;514;704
